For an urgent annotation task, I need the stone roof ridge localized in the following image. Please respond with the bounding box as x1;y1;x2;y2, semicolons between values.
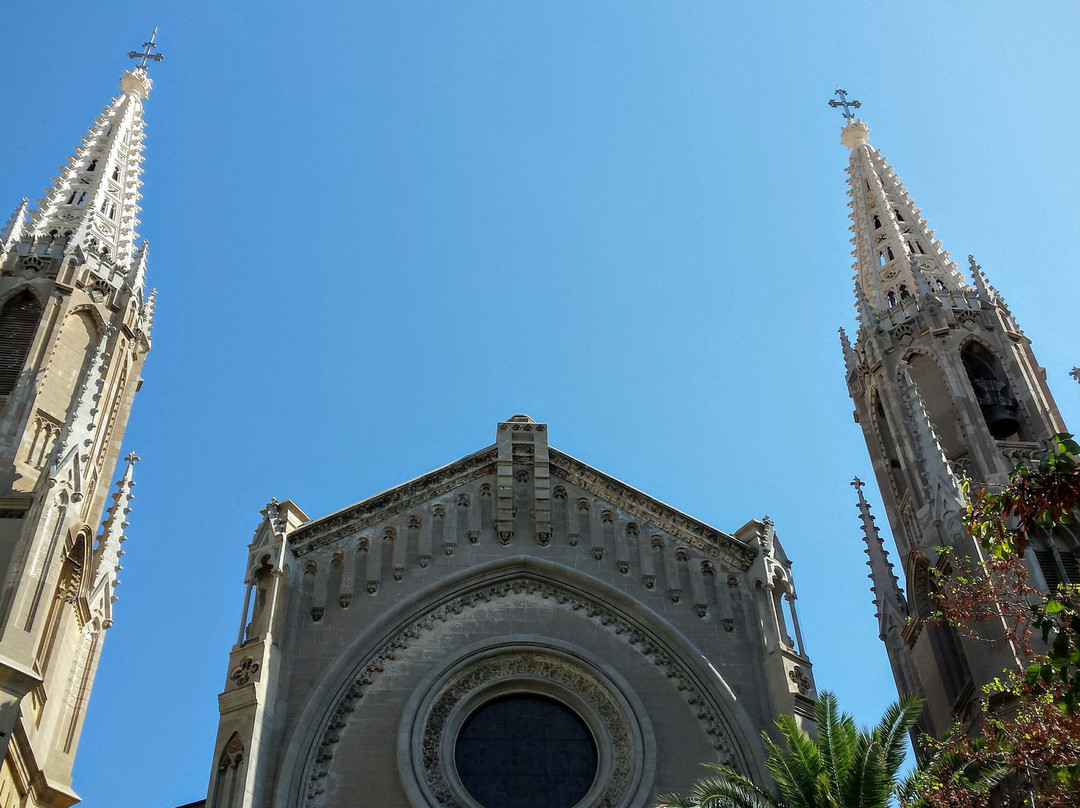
286;428;758;571
549;448;756;569
287;444;499;550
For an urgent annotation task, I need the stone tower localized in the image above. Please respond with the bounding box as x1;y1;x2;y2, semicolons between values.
203;416;816;808
0;47;157;806
837;114;1072;739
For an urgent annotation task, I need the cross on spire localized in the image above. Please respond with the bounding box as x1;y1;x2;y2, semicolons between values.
128;28;164;70
851;476;865;491
828;87;861;121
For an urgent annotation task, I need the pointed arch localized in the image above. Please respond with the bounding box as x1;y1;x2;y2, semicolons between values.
908;550;972;709
35;310;99;424
958;338;1022;440
211;732;245;808
870;388;908;504
35;527;93;685
0;289;43;395
902;350;965;460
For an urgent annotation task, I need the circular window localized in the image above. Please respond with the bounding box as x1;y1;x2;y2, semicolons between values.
454;694;598;808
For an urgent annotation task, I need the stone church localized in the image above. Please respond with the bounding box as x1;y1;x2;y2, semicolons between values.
835;111;1074;744
0;43;1072;808
0;56;155;807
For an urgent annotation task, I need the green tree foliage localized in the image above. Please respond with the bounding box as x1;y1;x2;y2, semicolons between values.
902;434;1080;808
656;690;924;808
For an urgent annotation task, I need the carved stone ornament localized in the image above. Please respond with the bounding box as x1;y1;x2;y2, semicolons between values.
788;665;811;695
411;651;638;808
302;576;742;808
230;656;261;688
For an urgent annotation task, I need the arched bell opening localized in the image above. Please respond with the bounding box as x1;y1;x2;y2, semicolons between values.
0;289;43;396
905;353;965;460
960;342;1022;440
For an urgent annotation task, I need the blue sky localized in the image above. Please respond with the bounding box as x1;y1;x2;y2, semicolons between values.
2;2;1080;806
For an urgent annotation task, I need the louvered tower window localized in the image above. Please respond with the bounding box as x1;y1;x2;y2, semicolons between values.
0;291;42;395
1035;549;1080;589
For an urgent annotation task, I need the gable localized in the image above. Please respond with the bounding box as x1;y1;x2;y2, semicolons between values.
287;426;755;573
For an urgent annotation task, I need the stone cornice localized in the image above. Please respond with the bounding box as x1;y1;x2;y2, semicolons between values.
550;449;756;570
288;447;499;554
288;443;756;571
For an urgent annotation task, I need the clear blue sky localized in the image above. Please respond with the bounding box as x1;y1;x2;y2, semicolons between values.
2;3;1079;806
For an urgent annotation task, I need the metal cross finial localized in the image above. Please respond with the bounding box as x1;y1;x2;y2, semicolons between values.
828;87;861;121
1070;367;1080;386
128;28;164;69
851;476;864;491
124;451;141;465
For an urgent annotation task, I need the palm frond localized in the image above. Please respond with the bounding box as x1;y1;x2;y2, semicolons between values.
655;793;700;808
764;725;821;808
657;763;785;808
814;691;858;807
846;735;887;808
872;692;924;780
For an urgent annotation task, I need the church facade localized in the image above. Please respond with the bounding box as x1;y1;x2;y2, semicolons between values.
204;415;816;808
837;112;1074;741
2;38;1076;808
0;53;157;808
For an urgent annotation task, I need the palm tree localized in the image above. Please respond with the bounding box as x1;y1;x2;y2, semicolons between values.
656;690;924;808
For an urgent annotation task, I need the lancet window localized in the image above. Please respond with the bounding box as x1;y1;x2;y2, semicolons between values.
0;291;42;396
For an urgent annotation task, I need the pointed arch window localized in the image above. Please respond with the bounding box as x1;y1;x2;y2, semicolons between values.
961;342;1021;439
886;246;895;261
212;733;245;808
36;533;88;675
899;284;910;301
878;251;887;267
894;208;905;222
887;291;897;307
86;159;97;172
111;167;120;181
873;215;882;230
0;291;42;395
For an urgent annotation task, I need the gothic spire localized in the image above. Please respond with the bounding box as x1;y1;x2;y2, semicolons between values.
967;253;1014;317
90;452;137;628
842;117;969;317
852;477;906;639
28;66;154;269
839;326;856;375
0;198;29;249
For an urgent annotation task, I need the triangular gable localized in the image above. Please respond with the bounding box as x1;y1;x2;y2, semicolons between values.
287;438;755;571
